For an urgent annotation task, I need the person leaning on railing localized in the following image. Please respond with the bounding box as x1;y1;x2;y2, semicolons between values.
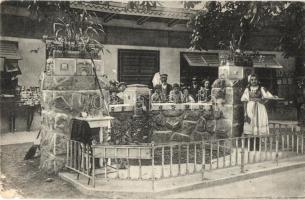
241;73;277;150
181;86;195;103
197;79;211;102
151;84;167;103
169;83;183;104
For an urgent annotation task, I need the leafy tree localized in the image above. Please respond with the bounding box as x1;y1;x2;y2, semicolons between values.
279;2;305;58
188;1;305;59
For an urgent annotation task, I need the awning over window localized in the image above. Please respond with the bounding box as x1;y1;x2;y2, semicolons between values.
183;52;282;69
252;54;283;69
0;41;21;60
183;53;219;67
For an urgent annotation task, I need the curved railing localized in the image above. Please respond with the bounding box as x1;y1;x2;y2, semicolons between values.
66;123;304;190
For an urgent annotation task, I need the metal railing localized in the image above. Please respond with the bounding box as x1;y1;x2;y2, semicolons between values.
66;140;94;184
66;128;304;189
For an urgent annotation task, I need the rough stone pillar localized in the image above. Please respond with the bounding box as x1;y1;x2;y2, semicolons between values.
40;56;106;174
212;64;254;137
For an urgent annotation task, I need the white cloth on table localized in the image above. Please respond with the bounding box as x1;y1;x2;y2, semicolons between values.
241;87;274;136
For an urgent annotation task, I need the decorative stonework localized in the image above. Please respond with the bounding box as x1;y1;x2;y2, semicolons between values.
40;57;106;174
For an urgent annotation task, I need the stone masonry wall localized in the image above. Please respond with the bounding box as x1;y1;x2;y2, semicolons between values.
40;57;106;174
109;104;231;145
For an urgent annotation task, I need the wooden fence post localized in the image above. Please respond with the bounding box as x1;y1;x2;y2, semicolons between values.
240;137;245;173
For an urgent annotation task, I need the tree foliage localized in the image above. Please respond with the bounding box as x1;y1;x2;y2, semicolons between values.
188;1;305;58
279;2;305;58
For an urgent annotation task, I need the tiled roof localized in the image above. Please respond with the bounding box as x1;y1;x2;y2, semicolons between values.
70;1;195;20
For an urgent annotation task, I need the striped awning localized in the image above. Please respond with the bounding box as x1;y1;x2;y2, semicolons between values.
183;53;219;67
0;41;21;60
252;54;283;69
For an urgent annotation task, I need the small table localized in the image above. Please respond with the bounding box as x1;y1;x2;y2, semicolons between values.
73;116;114;167
74;116;114;144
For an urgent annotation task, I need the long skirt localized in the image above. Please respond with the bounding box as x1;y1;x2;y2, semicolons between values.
243;101;269;136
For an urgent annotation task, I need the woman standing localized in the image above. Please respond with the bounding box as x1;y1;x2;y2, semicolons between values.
241;74;276;148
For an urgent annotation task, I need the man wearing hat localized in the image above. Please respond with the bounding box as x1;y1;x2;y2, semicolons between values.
189;77;200;102
169;83;182;103
160;74;172;99
151;84;166;103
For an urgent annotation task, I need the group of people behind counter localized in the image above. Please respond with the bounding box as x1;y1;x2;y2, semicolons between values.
151;74;211;103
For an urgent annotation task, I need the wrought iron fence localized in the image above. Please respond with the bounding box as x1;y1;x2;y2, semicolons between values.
66;140;94;184
66;127;305;189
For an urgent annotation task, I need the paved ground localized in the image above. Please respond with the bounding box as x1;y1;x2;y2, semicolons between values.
1;131;37;145
1;131;305;199
0;143;94;199
164;166;305;199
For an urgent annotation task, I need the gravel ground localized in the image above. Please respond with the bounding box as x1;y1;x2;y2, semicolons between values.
0;143;101;199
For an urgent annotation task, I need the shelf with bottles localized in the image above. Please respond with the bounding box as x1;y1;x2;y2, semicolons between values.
19;86;41;106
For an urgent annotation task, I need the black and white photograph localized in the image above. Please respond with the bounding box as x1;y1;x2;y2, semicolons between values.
0;1;305;199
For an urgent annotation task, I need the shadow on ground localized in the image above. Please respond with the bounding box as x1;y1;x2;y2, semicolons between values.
0;143;125;199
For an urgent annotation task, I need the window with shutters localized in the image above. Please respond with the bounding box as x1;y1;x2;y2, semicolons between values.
118;49;159;86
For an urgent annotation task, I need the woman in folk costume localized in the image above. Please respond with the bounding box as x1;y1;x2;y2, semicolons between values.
241;74;275;138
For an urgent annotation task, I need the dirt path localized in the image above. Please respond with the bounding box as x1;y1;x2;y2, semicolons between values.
0;143;96;199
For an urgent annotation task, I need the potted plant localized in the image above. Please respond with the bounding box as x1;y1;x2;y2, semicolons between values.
44;9;106;59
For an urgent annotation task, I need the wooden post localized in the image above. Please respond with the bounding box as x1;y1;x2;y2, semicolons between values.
301;134;304;154
235;138;238;166
241;137;245;173
178;144;181;176
210;141;213;169
297;134;299;155
151;143;155;191
104;147;107;179
170;145;173;177
161;146;164;178
66;141;69;167
186;144;189;174
247;137;251;163
194;144;197;173
259;136;262;162
253;136;257;163
201;141;205;181
275;134;279;166
292;133;295;152
139;147;142;180
92;147;95;187
229;139;232;167
127;148;130;179
216;141;220;169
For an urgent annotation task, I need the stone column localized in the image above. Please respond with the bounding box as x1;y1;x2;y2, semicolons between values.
40;56;106;174
212;64;254;137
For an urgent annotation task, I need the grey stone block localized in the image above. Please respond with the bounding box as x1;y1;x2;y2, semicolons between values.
52;91;73;112
181;120;197;135
53;76;74;90
73;76;97;90
170;132;191;142
41;90;53;110
54;113;70;133
54;133;68;155
152;130;172;144
42;75;54;90
225;87;244;105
